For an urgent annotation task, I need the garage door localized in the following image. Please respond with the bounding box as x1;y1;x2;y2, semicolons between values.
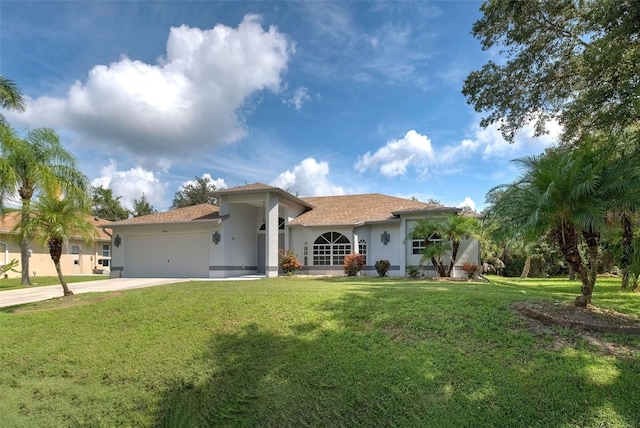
125;233;210;278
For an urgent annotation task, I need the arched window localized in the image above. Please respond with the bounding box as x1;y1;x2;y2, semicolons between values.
358;239;367;264
313;232;351;265
259;217;285;231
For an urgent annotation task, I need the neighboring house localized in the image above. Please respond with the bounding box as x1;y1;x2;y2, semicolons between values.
0;212;113;278
106;183;480;279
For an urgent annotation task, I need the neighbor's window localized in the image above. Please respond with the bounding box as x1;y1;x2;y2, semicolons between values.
71;245;80;254
102;244;110;257
313;232;351;265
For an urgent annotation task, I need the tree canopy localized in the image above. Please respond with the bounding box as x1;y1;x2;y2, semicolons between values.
133;193;156;217
0;125;90;285
171;175;219;209
0;76;26;125
92;186;130;221
462;0;640;143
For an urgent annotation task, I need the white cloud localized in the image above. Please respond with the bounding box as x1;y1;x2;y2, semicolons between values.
286;87;311;110
178;173;227;191
478;118;561;159
457;196;476;212
355;130;435;177
91;161;167;210
271;157;344;196
11;15;292;158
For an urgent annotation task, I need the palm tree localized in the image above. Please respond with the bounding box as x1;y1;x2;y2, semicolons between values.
409;214;480;277
487;139;640;306
20;194;97;296
0;76;26;124
0;125;89;285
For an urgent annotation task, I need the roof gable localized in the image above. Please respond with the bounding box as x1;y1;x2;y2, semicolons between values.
0;211;112;240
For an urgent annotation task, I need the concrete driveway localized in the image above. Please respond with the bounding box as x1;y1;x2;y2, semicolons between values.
0;278;191;308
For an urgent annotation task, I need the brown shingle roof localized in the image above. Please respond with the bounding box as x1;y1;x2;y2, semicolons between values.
107;203;221;226
290;194;447;226
0;211;112;240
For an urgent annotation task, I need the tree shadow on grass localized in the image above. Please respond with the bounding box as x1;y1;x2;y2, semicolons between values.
156;282;640;427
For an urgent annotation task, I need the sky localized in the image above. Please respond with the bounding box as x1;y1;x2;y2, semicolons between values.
1;0;560;212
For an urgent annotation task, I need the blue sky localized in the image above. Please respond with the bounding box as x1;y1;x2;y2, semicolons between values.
1;1;559;212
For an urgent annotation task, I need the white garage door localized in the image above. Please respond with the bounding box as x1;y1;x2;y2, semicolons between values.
125;233;210;278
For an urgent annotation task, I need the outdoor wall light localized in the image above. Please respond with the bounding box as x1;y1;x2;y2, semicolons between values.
381;231;390;245
212;231;221;245
114;235;122;247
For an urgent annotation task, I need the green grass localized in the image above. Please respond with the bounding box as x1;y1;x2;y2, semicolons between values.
0;275;107;291
0;276;638;427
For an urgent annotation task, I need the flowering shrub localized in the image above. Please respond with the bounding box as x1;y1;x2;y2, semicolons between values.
343;253;365;276
279;249;302;276
462;262;479;279
374;259;391;277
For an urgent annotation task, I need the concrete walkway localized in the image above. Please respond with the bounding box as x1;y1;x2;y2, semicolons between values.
0;276;264;308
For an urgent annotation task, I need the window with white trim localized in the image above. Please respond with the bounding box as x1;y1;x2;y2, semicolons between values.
358;239;367;264
102;244;110;257
71;245;80;255
412;233;442;255
313;232;351;266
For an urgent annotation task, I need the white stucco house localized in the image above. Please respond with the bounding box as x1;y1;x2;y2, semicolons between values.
105;183;480;279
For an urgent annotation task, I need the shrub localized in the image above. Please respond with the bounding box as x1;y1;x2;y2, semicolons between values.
374;259;391;277
406;264;420;278
279;249;302;276
462;262;479;279
343;253;365;276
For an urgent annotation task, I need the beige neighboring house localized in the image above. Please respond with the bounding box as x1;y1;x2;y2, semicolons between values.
106;183;480;279
0;211;113;279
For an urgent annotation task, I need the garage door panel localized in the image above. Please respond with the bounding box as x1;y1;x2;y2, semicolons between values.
125;233;209;278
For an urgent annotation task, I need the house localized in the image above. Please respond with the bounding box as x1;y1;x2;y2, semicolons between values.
0;212;113;278
106;183;480;279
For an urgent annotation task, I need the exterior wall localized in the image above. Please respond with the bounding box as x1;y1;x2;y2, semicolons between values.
363;224;405;277
213;203;259;278
0;233;110;279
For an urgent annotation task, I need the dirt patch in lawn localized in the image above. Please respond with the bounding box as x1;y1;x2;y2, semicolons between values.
513;300;640;356
13;292;122;314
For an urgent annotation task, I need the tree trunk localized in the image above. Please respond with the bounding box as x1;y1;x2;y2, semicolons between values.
49;238;73;296
20;201;32;286
574;231;600;307
431;257;448;278
520;255;531;278
449;240;460;277
620;213;633;290
568;264;576;281
551;226;591;306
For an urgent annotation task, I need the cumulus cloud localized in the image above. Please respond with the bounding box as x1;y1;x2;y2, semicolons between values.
271;157;344;196
457;196;476;212
13;15;292;158
91;161;167;210
355;130;435;177
355;118;561;179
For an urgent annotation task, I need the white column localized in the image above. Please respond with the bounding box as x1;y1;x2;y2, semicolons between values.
265;193;279;277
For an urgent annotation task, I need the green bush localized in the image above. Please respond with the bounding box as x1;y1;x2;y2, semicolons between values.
406;265;420;278
375;260;391;277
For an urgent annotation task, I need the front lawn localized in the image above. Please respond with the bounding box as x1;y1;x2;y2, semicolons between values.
0;276;638;427
0;275;107;291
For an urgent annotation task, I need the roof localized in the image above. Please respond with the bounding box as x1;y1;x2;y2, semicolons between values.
289;194;451;226
0;211;112;240
107;203;221;226
215;182;314;209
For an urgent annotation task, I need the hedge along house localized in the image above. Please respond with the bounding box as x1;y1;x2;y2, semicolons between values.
106;183;480;279
0;211;113;278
